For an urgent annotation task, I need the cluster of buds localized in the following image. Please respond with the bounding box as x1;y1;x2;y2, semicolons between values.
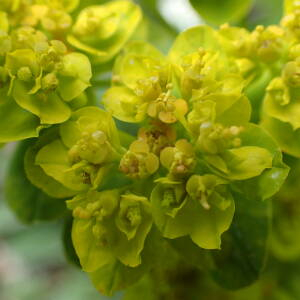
197;122;243;155
0;0;142;143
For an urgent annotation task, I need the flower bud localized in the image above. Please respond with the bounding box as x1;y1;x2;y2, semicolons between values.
120;140;159;179
17;66;33;82
266;77;290;106
160;139;196;178
116;194;145;240
186;174;231;210
41;72;59;91
196;122;243;154
253;25;284;63
41;8;72;33
138;121;176;155
283;61;300;87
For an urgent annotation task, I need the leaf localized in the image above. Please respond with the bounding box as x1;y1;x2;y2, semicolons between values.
210;190;271;290
57;52;92;101
24;129;76;199
189;0;254;25
151;183;235;249
89;259;146;296
4;140;67;224
0;95;42;143
13;79;71;124
72;217;115;272
36;139;88;192
88;228;161;296
264;89;300;131
261;114;300;158
113;40;165;78
213;94;251;126
168;236;214;270
231;123;289;199
68;0;142;64
168;25;220;63
222;146;273;180
103;86;146;123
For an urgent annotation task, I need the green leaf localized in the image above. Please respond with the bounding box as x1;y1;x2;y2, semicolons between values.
189;0;254;25
168;236;214;270
261;114;300;158
89;260;147;296
168;25;220;63
232;125;289;200
222;146;273;180
151;181;235;249
72;217;115;272
270;156;300;261
4;140;67;224
113;40;165;78
57;53;92;102
68;0;142;64
263;86;300;131
89;228;162;296
36;139;88;192
205;124;276;181
13;79;71;124
0;95;42;143
212;94;251;126
24;129;77;199
210;190;271;289
103;86;146;123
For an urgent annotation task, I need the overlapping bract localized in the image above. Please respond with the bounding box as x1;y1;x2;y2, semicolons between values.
0;0;142;143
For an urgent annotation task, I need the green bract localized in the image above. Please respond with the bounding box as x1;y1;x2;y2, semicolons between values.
67;190;152;270
261;39;300;157
67;0;142;64
151;176;234;249
0;25;92;143
35;106;122;192
104;41;188;124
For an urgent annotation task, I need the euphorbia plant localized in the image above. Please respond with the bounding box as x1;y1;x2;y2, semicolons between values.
3;0;300;299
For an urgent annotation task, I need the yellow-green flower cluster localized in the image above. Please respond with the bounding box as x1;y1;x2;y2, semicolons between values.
0;0;142;143
2;1;294;297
